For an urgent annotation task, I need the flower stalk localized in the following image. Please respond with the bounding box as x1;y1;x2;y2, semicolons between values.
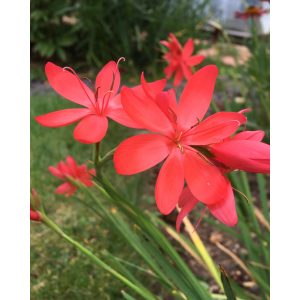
178;208;223;289
41;213;157;300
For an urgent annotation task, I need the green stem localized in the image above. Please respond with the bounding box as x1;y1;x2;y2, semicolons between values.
98;147;116;169
93;142;101;166
41;214;157;300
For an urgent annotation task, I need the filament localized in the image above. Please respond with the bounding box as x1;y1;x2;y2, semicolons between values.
116;57;126;70
101;90;114;114
232;187;250;203
63;67;95;108
81;76;93;87
181;117;201;138
193;207;208;232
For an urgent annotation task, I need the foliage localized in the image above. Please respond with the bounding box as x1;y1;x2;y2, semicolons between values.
31;0;210;71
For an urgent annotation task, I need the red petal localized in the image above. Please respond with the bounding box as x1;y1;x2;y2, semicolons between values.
35;108;90;127
74;115;108;144
176;187;198;232
114;134;171;175
66;156;78;177
121;86;174;135
164;65;176;79
200;112;247;127
182;38;194;59
184;148;227;205
45;62;94;107
95;61;120;100
105;94;142;128
183;121;240;145
186;55;205;66
48;166;64;179
169;33;182;49
141;73;166;100
208;180;238;226
210;140;270;173
160;40;171;48
155;149;184;215
177;65;218;129
134;79;167;99
173;69;183;87
55;182;76;196
181;63;193;80
154;90;178;121
232;130;265;142
107;108;142;128
182;112;246;145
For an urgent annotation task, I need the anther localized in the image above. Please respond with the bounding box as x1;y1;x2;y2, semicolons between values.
178;144;184;153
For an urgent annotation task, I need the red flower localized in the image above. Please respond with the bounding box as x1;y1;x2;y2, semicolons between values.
35;59;141;144
235;6;269;19
161;33;205;87
114;65;252;215
30;209;41;222
49;156;95;197
176;130;270;231
210;130;270;173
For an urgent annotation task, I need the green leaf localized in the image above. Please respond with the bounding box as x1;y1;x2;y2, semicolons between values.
219;266;236;300
121;290;138;300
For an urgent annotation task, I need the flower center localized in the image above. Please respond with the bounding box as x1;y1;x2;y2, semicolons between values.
173;130;184;153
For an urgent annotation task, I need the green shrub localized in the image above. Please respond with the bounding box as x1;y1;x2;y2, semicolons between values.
31;0;210;70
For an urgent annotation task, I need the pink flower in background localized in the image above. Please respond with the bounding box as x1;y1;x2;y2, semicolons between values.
49;156;95;197
35;59;141;144
176;130;270;231
235;6;269;19
160;33;205;86
114;65;251;216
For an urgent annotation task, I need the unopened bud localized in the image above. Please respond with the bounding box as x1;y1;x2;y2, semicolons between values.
30;188;41;210
30;209;41;222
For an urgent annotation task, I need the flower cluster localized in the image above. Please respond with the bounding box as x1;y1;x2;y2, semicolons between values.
33;34;270;231
160;33;205;86
113;66;269;230
235;6;269;19
49;156;95;197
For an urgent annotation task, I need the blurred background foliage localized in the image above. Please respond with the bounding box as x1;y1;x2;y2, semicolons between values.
31;0;209;72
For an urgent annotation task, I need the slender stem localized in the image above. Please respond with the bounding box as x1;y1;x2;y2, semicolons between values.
177;208;223;289
93;142;101;167
97;147;116;169
41;214;157;300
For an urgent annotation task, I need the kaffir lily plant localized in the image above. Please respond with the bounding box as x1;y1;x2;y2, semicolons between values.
31;33;270;299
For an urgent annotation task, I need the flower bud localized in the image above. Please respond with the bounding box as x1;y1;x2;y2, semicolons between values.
30;209;41;222
30;188;41;210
